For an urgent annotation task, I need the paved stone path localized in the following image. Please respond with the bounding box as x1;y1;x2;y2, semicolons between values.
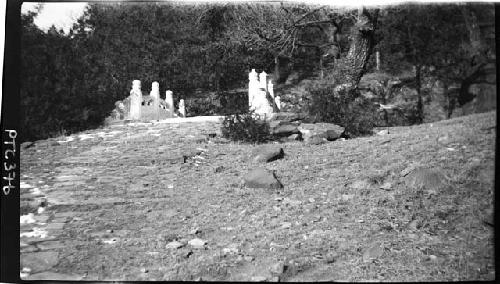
20;117;223;280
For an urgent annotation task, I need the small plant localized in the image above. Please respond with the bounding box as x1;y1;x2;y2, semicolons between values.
221;110;271;143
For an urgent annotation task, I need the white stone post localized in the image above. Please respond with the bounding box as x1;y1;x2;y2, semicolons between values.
151;82;160;120
150;82;160;99
165;90;174;114
268;80;274;99
259;71;268;91
275;96;281;111
376;51;380;71
248;69;259;110
129;80;142;120
179;99;186;117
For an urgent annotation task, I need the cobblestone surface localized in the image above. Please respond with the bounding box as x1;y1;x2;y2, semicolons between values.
20;113;495;281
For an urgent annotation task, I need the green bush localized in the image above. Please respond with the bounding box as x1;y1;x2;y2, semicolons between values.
221;111;271;143
307;83;379;137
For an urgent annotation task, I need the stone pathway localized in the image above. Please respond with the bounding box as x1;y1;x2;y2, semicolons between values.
19;112;496;281
20;117;222;280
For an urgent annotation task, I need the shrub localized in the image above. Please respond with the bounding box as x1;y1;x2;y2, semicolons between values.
221;110;271;143
307;82;380;137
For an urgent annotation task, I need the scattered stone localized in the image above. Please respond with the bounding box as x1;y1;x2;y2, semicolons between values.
214;166;224;173
250;276;268;282
281;222;292;229
166;241;185;249
188;238;207;249
269;276;280;282
362;242;384;263
408;220;419;231
379;182;392;190
269;121;300;136
325;251;338;263
341;194;354;201
243;168;283;189
189;227;201;235
20;251;59;273
251;145;284;163
270;261;286;275
377;129;389;135
20;213;36;224
222;244;240;255
24;272;84;281
299;123;345;142
428;255;438;261
307;136;327;145
269;112;307;122
102;238;119;245
351;179;371;190
140;268;148;273
244;255;255;262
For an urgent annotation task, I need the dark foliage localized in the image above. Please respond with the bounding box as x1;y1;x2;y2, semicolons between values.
221;111;271;143
308;82;379;137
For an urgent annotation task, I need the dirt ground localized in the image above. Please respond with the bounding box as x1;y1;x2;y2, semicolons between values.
20;111;495;281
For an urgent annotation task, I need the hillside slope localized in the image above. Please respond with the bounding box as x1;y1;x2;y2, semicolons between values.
20;111;495;281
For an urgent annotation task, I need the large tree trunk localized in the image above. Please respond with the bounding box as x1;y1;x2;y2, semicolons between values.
415;65;423;123
327;7;378;95
457;5;494;107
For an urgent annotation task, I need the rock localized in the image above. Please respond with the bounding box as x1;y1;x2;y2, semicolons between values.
166;241;185;249
269;112;307;122
307;136;327;145
351;179;371;190
298;123;344;142
405;168;448;189
244;168;284;189
377;129;389;135
20;251;59;273
269;121;300;136
214;166;224;173
222;243;240;255
428;255;438;261
244;255;255;262
140;268;148;273
279;133;301;142
250;276;268;282
379;182;392;190
188;238;207;249
270;261;286;275
362;242;384;263
325;251;338;263
408;220;418;231
281;222;292;229
189;228;201;235
251;146;285;163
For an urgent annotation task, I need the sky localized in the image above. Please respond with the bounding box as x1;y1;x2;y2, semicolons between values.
20;0;494;34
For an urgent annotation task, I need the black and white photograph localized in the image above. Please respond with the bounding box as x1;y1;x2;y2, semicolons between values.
3;0;497;281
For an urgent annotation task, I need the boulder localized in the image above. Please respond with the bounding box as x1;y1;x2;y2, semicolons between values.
268;120;300;136
251;145;285;163
404;168;448;189
298;123;344;142
279;133;301;143
268;112;307;122
244;168;283;189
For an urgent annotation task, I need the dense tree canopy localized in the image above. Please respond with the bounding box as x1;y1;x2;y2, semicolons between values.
19;2;496;142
